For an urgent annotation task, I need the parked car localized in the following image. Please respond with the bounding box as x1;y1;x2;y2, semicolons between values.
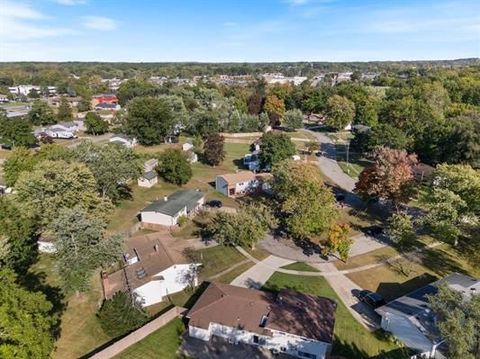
353;289;386;308
335;193;345;202
206;200;222;208
365;225;384;237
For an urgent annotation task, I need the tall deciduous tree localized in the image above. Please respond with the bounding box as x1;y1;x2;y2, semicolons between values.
51;207;122;292
204;204;275;249
323;224;353;262
72;141;142;201
157;149;192;185
355;147;418;209
325;95;355;130
203;133;225;166
125;96;175;145
264;94;285;126
28;100;56;126
282;108;304;131
0;269;56;358
15;160;113;226
258;132;296;169
0;198;38;273
272;162;338;240
2;147;37;187
56;97;73;122
428;286;480;359
386;212;416;248
84;112;109;135
0;114;36;147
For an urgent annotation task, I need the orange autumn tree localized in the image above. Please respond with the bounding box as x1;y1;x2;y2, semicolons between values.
323;223;352;262
355;146;418;211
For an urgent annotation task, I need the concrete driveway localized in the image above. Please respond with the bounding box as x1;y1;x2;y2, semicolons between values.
230;255;294;289
180;334;284;359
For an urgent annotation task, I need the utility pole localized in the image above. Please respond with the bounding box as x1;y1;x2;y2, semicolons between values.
346;141;350;174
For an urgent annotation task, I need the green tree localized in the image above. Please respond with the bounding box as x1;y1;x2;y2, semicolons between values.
15;160;113;227
28;100;56;126
72;141;142;201
0;197;38;273
325;95;355;130
204;204;274;249
126;96;175;145
0;269;55;358
282;108;304;131
51;207;122;292
272;162;338;240
0;115;36;147
157;149;192;185
421;188;466;244
203;133;225;166
365;124;410;152
97;291;149;337
386;212;416;248
2;146;37;187
258;132;296;169
84;112;109;135
56;97;73;122
117;79;157;106
427;286;480;359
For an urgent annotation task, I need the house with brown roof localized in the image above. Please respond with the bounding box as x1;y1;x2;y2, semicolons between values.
186;282;336;359
102;234;200;307
215;171;270;198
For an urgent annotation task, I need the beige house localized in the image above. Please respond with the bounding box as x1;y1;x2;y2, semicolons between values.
215;171;270;198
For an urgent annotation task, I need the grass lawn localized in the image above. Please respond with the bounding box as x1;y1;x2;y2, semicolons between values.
345;243;480;302
195;245;246;280
114;318;185;359
29;255;113;359
335;143;372;179
281;262;320;271
334;246;401;271
263;265;407;359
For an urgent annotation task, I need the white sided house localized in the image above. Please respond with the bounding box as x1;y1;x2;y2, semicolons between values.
187;283;336;359
140;189;205;227
138;159;158;188
215;171;270;198
376;273;480;358
109;134;137;148
102;233;200;307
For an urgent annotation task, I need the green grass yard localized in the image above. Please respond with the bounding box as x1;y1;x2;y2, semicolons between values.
114;318;185;359
263;264;407;359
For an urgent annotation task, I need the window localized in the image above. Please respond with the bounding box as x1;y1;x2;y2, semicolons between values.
298;351;316;359
253;335;259;344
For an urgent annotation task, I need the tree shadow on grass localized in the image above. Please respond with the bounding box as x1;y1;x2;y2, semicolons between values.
20;270;66;340
332;335;413;359
375;273;438;302
418;246;468;277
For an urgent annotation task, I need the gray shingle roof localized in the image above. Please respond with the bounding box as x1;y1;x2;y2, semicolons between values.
141;190;204;217
142;170;157;181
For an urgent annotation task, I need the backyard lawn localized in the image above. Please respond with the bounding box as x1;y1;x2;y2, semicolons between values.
114;318;185;359
344;242;480;302
263;264;408;359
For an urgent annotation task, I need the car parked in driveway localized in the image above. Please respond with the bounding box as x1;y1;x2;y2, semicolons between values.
352;289;386;309
205;200;222;208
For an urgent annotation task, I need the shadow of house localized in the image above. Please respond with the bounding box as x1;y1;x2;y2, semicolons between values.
375;273;438;302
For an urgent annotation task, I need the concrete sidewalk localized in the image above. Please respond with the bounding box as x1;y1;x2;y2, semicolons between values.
230;254;294;289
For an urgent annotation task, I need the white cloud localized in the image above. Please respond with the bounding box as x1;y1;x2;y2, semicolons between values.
0;1;72;40
0;1;46;19
54;0;87;5
82;16;117;31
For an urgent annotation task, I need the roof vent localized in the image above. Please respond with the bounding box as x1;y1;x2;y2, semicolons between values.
154;244;159;252
136;267;147;279
259;315;268;327
164;196;168;202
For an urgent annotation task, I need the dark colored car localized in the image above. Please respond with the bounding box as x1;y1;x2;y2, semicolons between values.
353;289;386;308
206;200;222;208
366;225;384;237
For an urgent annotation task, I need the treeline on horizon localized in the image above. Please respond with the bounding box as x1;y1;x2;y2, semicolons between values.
0;58;479;84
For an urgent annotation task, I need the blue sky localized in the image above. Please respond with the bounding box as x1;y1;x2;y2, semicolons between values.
0;0;479;62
